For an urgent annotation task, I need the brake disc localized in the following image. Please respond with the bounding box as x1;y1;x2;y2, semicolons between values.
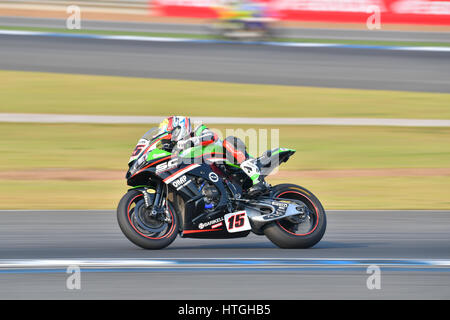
133;201;166;233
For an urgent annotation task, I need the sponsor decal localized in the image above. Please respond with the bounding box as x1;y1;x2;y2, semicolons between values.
271;201;288;208
172;175;187;188
263;201;289;219
156;158;179;174
172;175;192;190
198;217;224;230
211;222;223;229
176;180;191;190
262;211;286;220
208;172;219;183
149;151;169;160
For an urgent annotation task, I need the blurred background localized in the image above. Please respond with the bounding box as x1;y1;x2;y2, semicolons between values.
0;0;449;211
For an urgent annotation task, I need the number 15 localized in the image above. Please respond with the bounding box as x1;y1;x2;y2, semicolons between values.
228;213;245;230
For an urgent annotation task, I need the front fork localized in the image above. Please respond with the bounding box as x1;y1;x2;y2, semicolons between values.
132;183;172;223
149;183;163;216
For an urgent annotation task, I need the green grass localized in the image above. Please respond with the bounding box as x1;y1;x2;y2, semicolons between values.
266;176;450;210
0;179;126;210
1;123;449;171
1;175;449;210
1;71;450;119
2;25;450;47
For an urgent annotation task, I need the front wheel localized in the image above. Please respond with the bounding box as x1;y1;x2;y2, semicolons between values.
263;184;326;248
117;189;179;250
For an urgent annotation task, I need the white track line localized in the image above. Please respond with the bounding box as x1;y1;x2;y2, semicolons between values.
0;258;449;270
1;29;450;52
1;113;450;127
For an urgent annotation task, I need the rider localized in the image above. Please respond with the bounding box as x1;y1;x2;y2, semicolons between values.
157;115;268;197
216;0;267;21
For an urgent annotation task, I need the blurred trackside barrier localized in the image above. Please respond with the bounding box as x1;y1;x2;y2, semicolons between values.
151;0;450;25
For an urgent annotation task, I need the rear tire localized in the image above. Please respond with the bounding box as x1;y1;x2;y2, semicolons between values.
264;184;326;248
117;189;179;250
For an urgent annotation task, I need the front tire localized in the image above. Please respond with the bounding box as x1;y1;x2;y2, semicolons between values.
263;184;326;248
117;189;179;250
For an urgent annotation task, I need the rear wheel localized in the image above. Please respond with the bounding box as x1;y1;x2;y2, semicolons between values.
263;184;326;248
117;189;179;250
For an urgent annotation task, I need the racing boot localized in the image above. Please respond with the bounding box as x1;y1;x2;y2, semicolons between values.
240;158;268;198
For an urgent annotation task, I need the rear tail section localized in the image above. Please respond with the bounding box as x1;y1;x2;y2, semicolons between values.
258;148;295;177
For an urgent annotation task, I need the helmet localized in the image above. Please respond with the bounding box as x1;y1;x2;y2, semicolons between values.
157;116;192;142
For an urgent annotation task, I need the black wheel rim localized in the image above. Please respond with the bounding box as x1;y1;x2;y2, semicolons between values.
126;194;176;240
275;190;319;236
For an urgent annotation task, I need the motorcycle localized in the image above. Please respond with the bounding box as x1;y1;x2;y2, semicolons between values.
209;17;277;41
117;126;326;249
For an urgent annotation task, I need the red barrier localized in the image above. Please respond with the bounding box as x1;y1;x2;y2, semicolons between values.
152;0;450;25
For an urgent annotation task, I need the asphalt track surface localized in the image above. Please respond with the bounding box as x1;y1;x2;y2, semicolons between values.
1;34;450;92
0;210;449;299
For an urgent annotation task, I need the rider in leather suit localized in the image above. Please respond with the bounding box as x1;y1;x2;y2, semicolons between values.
158;116;268;197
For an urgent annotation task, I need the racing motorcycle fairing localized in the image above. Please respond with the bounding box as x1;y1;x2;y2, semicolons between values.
124;128;299;239
129;158;249;239
158;160;248;238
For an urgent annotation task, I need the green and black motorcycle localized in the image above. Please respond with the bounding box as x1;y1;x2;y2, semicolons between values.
117;127;326;249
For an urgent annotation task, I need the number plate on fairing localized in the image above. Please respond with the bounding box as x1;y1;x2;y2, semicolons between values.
224;210;251;233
